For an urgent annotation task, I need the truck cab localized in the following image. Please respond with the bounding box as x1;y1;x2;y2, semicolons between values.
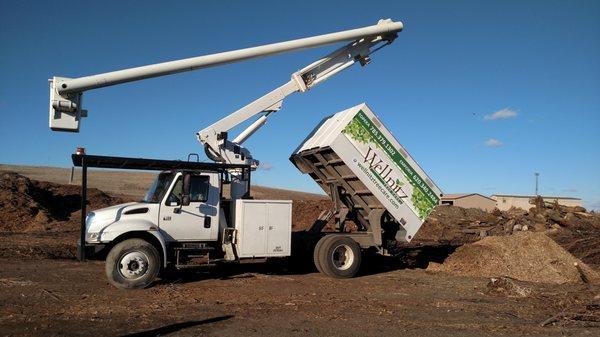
146;170;221;242
80;161;292;289
86;170;220;245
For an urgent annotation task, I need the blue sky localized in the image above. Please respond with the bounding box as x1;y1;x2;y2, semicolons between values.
1;1;599;209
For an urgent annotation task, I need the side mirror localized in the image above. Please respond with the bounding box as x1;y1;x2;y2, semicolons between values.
182;173;191;206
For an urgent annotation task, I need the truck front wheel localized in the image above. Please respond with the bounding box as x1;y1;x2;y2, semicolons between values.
105;239;160;289
317;236;362;278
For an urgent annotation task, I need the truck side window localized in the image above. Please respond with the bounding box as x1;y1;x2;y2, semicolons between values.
190;176;210;202
166;175;209;205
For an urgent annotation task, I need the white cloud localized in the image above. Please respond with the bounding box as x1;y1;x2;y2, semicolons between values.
484;108;518;120
484;138;503;147
258;162;273;171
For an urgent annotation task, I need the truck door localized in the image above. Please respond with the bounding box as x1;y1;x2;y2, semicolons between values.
159;172;220;242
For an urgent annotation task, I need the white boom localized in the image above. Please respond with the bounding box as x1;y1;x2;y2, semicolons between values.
49;19;401;129
49;18;403;189
54;20;402;95
199;22;401;166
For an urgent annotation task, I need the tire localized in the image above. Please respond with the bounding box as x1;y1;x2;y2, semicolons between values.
317;236;362;278
313;235;335;273
105;238;161;289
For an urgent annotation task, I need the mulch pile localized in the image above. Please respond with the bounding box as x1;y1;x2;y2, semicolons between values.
415;198;598;245
291;199;332;231
413;197;600;268
0;171;126;232
428;232;600;284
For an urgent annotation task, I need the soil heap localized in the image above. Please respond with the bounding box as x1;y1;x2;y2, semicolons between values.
428;231;600;284
291;199;332;231
413;199;600;268
0;171;126;232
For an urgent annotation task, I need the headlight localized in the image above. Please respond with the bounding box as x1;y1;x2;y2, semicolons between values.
86;232;100;242
85;212;95;226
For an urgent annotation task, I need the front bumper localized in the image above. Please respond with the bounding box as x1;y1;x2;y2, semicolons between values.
77;240;105;261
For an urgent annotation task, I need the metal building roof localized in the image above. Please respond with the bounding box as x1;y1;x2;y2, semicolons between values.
491;194;581;200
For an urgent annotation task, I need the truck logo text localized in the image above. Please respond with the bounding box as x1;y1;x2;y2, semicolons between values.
363;146;404;195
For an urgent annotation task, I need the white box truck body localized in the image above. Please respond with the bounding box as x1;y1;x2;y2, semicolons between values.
234;199;292;258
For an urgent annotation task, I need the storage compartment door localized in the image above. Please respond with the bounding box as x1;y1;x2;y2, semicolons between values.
266;203;291;256
241;202;267;257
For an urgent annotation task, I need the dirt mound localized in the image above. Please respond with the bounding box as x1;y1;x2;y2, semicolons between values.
252;186;328;201
428;232;600;284
550;231;600;269
412;200;600;268
413;205;499;245
0;171;126;232
291;199;332;231
416;202;600;245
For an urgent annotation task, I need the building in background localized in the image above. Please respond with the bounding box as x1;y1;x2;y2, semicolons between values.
491;194;582;211
440;194;496;212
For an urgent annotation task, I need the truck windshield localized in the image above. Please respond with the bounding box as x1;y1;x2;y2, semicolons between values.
143;172;174;203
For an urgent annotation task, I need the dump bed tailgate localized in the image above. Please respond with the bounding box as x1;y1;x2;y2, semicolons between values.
290;103;442;242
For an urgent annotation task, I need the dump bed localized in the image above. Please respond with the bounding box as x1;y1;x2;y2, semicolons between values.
290;103;442;243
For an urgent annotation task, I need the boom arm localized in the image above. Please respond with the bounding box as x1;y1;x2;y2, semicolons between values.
49;19;403;132
198;29;399;165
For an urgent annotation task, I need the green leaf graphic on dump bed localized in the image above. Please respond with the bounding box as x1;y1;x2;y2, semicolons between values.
342;118;372;144
342;111;439;220
411;188;434;219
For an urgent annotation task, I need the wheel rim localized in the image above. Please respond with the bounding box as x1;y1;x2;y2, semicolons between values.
331;244;355;271
118;251;150;280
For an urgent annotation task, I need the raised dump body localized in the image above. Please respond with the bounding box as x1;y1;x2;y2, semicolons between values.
291;103;442;245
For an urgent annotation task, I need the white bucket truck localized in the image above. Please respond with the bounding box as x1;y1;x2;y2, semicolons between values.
50;19;440;288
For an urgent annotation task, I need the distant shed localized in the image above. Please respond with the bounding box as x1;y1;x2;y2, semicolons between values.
491;195;581;211
440;193;496;212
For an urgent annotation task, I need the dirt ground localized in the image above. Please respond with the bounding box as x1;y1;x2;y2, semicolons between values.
1;166;600;336
2;257;600;337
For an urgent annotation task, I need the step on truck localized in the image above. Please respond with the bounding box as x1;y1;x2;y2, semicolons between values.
48;19;441;288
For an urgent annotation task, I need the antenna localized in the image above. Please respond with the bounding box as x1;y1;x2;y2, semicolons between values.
534;172;540;196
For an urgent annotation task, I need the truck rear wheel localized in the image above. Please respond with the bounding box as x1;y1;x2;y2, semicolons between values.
317;236;362;278
313;235;335;273
105;239;160;289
